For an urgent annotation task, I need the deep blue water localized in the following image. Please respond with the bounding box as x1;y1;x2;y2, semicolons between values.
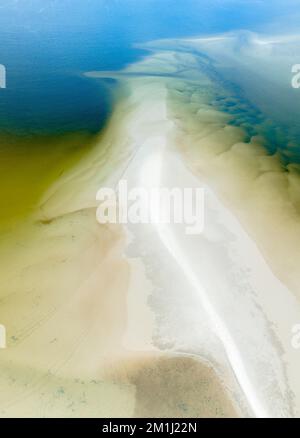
0;0;298;135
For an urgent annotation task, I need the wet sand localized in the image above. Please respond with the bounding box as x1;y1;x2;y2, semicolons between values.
87;43;300;417
4;36;300;418
112;354;238;418
0;88;238;417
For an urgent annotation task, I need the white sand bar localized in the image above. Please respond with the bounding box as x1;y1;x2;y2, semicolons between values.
1;41;300;417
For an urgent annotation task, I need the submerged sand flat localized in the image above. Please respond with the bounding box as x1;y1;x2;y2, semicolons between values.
0;84;238;417
1;35;300;417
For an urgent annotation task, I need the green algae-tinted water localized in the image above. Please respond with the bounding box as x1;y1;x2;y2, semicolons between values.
1;1;299;230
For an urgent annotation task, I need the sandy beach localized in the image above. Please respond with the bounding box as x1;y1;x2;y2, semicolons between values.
0;76;239;417
1;38;300;418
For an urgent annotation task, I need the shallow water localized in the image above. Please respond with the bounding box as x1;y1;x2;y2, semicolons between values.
1;1;300;418
0;1;299;175
0;0;298;135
